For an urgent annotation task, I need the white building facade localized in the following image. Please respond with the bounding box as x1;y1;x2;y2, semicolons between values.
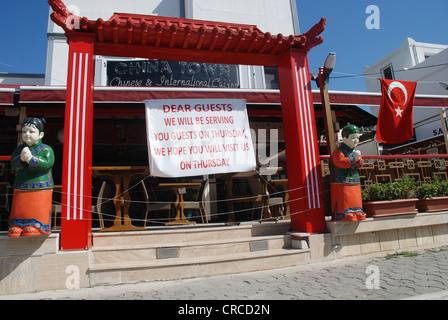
363;37;448;143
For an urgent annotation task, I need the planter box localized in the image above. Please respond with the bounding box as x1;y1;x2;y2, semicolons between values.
417;196;448;213
363;198;418;218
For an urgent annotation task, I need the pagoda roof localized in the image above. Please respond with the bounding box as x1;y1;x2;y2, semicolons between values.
48;0;326;66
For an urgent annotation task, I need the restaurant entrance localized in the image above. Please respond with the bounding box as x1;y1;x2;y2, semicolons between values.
49;0;328;250
88;112;287;230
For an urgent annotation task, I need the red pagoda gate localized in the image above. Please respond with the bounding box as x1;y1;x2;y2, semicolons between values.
49;0;327;250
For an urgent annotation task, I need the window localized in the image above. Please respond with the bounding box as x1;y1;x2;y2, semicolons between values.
264;66;279;89
382;64;395;80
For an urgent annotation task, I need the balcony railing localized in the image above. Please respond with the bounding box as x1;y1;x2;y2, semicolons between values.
320;154;448;188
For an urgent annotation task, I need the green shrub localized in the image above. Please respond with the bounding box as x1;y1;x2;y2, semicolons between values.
417;183;438;199
438;180;448;196
417;176;448;199
362;176;417;202
434;176;448;196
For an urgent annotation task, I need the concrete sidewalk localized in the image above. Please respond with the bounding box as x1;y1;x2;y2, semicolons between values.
2;245;448;300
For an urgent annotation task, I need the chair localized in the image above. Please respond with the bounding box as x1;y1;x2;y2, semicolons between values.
141;181;173;227
51;204;61;230
51;185;63;230
95;181;108;229
182;179;209;224
0;182;11;230
224;172;285;222
247;176;285;220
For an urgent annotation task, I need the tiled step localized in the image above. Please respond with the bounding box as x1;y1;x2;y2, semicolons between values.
92;220;291;247
91;234;292;264
87;220;308;286
88;220;307;286
89;247;311;286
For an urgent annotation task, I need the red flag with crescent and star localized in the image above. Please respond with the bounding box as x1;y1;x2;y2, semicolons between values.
376;79;417;144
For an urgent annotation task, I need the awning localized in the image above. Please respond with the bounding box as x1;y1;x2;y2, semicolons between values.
0;88;16;105
19;86;282;104
19;86;448;107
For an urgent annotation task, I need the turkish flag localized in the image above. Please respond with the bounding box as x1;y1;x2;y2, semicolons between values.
376;79;417;144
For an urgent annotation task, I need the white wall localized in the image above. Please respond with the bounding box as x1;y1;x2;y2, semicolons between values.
357;140;380;156
405;48;448;140
48;0;183;34
45;34;69;86
185;0;298;36
363;38;448;95
401;48;448;95
364;38;416;95
363;38;448;139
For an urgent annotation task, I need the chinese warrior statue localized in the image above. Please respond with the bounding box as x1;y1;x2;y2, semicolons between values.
330;124;366;222
8;117;55;237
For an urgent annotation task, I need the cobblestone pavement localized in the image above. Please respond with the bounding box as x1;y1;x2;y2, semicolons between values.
2;246;448;301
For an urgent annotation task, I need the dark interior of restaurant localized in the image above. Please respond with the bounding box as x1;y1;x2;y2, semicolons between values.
0;102;376;231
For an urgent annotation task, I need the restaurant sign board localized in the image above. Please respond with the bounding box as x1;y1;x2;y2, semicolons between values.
145;99;256;177
107;60;240;88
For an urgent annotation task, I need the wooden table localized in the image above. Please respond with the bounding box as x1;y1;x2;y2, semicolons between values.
92;166;149;232
158;182;201;225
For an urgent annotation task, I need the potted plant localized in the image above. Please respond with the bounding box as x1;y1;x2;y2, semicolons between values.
416;176;448;212
362;176;418;218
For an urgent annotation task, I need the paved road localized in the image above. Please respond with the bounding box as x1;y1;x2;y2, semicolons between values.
2;246;448;301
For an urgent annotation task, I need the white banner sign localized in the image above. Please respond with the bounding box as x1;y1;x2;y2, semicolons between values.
145;99;256;177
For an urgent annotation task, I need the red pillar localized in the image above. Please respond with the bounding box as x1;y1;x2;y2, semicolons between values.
60;33;95;250
277;49;326;234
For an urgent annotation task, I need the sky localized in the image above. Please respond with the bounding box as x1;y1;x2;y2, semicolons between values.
0;0;447;93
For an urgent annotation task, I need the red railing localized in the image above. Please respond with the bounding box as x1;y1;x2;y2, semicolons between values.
320;154;448;186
